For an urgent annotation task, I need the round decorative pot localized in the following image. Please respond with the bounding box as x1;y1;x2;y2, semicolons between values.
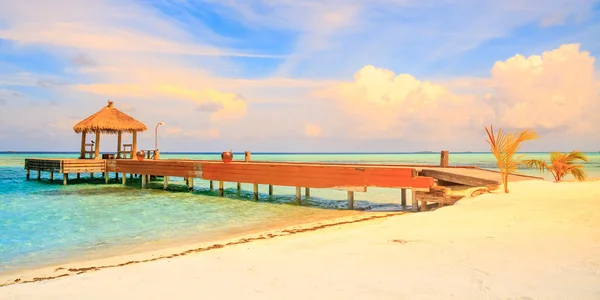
221;150;233;163
136;150;145;161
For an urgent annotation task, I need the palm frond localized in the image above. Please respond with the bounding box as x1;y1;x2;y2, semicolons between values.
569;165;587;181
565;151;589;163
522;159;550;173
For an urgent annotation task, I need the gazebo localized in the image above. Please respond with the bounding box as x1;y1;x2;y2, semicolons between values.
73;100;148;159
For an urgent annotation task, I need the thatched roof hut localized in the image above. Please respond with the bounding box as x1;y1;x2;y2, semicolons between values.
74;101;147;159
73;101;147;134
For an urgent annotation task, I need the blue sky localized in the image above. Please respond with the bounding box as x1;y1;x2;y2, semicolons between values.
0;0;599;152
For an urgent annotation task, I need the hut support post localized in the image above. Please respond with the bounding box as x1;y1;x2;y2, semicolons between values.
117;131;122;158
49;172;54;182
104;171;109;184
209;180;214;190
77;173;80;180
94;129;101;159
237;182;241;190
26;170;30;180
164;176;169;190
80;132;87;159
253;184;259;200
305;187;310;197
268;185;273;196
122;173;126;185
141;174;147;188
63;174;68;185
219;181;224;196
411;189;418;212
37;170;41;181
131;131;137;159
347;191;354;209
295;187;301;204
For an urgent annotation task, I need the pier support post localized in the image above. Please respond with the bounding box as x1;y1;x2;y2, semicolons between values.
164;176;169;190
305;187;310;197
219;181;224;196
105;171;109;184
268;185;273;196
188;178;194;191
49;172;54;182
141;174;147;188
440;150;449;168
77;173;81;180
421;201;428;212
90;172;94;179
26;170;30;180
401;189;407;207
411;188;418;212
129;173;133;180
253;184;259;200
295;187;301;204
209;180;214;190
115;172;119;181
245;151;251;162
37;170;41;181
122;173;126;185
237;182;241;190
63;174;68;186
347;191;354;209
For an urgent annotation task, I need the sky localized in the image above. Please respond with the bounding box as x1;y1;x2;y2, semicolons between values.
0;0;599;152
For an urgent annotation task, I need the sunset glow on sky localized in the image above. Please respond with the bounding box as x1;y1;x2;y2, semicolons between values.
0;0;599;152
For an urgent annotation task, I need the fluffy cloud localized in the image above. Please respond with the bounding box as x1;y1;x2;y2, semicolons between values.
487;44;598;132
314;44;600;141
315;65;493;140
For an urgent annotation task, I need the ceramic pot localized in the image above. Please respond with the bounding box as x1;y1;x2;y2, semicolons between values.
136;150;145;161
221;150;233;163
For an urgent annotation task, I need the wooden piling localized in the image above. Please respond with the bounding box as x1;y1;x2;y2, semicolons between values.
237;182;241;190
90;172;94;179
188;178;194;191
37;170;41;181
268;184;273;195
305;187;310;197
210;180;214;190
26;169;30;180
63;174;68;186
77;173;81;180
49;172;54;182
440;150;449;168
411;188;418;212
219;181;224;196
122;173;126;185
115;172;119;181
105;171;109;184
253;184;259;200
141;175;147;188
401;189;407;207
421;201;428;212
164;176;169;190
295;187;301;204
244;151;251;162
347;191;354;209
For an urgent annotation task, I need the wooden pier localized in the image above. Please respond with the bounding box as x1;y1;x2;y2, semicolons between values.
23;153;542;212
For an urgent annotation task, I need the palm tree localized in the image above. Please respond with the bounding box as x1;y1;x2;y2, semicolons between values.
522;151;589;182
485;125;539;193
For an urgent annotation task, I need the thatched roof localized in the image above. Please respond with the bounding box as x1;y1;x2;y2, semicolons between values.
73;101;148;134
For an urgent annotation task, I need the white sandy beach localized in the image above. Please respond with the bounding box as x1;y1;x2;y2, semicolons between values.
2;180;600;300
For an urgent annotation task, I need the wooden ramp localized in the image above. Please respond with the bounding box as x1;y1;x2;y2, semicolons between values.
418;167;543;187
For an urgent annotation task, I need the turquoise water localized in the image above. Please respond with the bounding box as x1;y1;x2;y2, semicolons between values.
1;152;599;273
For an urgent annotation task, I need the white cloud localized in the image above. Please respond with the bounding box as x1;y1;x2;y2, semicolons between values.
487;44;598;132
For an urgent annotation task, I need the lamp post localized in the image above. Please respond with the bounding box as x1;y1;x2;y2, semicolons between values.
155;122;165;151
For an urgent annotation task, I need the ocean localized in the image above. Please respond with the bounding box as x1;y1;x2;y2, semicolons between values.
1;152;599;274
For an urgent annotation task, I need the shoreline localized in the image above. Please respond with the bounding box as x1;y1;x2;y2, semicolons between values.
0;211;404;287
